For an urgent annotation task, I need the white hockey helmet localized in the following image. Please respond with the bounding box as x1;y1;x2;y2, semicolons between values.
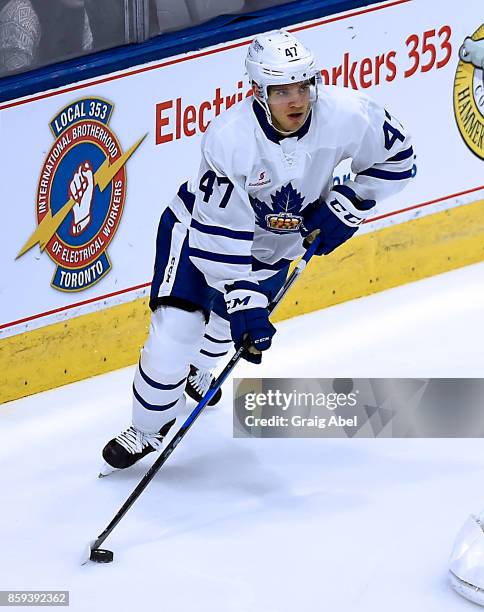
245;30;321;130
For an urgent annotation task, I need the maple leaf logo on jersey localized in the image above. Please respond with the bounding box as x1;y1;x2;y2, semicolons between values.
250;182;305;233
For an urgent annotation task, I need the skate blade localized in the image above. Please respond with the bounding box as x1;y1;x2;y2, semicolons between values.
98;461;119;478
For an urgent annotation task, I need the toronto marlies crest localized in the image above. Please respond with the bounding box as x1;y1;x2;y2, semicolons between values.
17;98;145;292
249;182;306;234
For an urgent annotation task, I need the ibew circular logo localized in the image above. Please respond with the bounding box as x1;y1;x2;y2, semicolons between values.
454;24;484;160
17;97;145;292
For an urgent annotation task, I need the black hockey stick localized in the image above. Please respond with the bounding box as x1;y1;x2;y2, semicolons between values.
83;236;321;564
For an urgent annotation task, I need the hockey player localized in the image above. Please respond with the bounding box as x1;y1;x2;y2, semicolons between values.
101;29;414;473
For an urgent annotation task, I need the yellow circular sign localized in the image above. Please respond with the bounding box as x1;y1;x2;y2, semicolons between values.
453;24;484;159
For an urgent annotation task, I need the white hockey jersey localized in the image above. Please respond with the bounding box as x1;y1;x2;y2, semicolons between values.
169;85;413;293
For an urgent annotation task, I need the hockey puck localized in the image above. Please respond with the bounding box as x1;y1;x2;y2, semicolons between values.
89;548;114;563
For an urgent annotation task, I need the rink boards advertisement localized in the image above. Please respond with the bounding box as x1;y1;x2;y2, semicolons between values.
1;0;484;401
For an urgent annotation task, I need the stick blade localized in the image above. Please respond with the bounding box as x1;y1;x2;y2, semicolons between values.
81;540;95;565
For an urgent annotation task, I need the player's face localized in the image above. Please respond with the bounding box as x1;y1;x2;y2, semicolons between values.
267;81;311;133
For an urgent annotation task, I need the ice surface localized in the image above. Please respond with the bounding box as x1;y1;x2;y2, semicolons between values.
2;262;484;611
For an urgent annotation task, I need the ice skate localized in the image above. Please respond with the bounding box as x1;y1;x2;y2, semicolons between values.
185;365;222;406
100;421;174;476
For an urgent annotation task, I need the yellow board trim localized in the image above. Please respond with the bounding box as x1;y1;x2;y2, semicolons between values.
2;199;484;404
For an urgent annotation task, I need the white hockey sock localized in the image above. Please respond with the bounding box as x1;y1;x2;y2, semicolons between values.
132;306;205;433
192;311;233;372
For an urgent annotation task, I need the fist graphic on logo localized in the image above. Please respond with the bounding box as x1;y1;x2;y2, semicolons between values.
69;161;94;236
